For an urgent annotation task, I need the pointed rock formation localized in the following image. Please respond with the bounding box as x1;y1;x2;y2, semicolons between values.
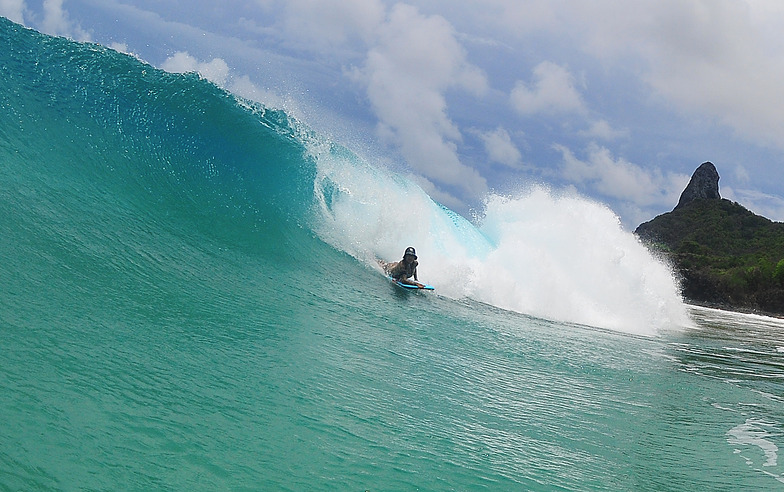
675;161;720;210
635;161;784;315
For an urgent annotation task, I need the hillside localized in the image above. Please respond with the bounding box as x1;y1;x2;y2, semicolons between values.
635;162;784;315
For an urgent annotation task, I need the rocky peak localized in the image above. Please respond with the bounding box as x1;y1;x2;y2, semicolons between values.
675;161;721;210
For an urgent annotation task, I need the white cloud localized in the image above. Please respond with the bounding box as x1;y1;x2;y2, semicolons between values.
626;3;784;150
458;0;784;158
161;52;230;87
159;52;285;109
723;187;784;222
281;0;385;50
109;42;128;53
456;0;561;35
510;61;586;116
556;143;688;208
0;0;25;24
524;1;784;152
40;0;90;41
230;74;288;109
478;127;523;169
353;3;488;197
579;119;628;141
733;165;750;185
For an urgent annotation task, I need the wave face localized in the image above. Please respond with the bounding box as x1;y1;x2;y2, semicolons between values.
18;19;784;492
1;17;688;335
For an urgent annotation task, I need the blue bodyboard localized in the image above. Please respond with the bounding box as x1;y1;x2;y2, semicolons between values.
389;276;435;290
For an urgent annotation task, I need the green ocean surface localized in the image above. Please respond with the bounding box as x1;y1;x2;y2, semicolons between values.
2;17;783;490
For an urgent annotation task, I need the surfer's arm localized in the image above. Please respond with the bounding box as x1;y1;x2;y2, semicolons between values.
399;276;425;288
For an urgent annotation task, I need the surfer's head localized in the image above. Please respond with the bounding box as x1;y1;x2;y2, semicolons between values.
403;247;417;261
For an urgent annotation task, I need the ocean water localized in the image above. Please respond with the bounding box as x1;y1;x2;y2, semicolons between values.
2;17;783;490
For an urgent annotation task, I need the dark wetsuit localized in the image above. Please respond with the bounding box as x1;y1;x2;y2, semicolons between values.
386;259;418;282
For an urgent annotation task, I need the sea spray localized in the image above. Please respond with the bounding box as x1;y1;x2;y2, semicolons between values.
311;143;690;334
311;141;492;275
471;190;691;334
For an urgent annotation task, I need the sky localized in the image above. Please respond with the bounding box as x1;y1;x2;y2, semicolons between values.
4;0;784;228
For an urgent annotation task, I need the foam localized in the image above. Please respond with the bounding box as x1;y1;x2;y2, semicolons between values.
311;144;691;335
728;419;780;472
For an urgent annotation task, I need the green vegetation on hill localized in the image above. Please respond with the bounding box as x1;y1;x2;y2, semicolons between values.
635;199;784;315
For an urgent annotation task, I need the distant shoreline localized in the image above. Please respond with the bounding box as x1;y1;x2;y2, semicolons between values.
685;299;784;320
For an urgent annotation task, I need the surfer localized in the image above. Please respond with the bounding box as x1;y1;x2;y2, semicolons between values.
382;247;426;288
